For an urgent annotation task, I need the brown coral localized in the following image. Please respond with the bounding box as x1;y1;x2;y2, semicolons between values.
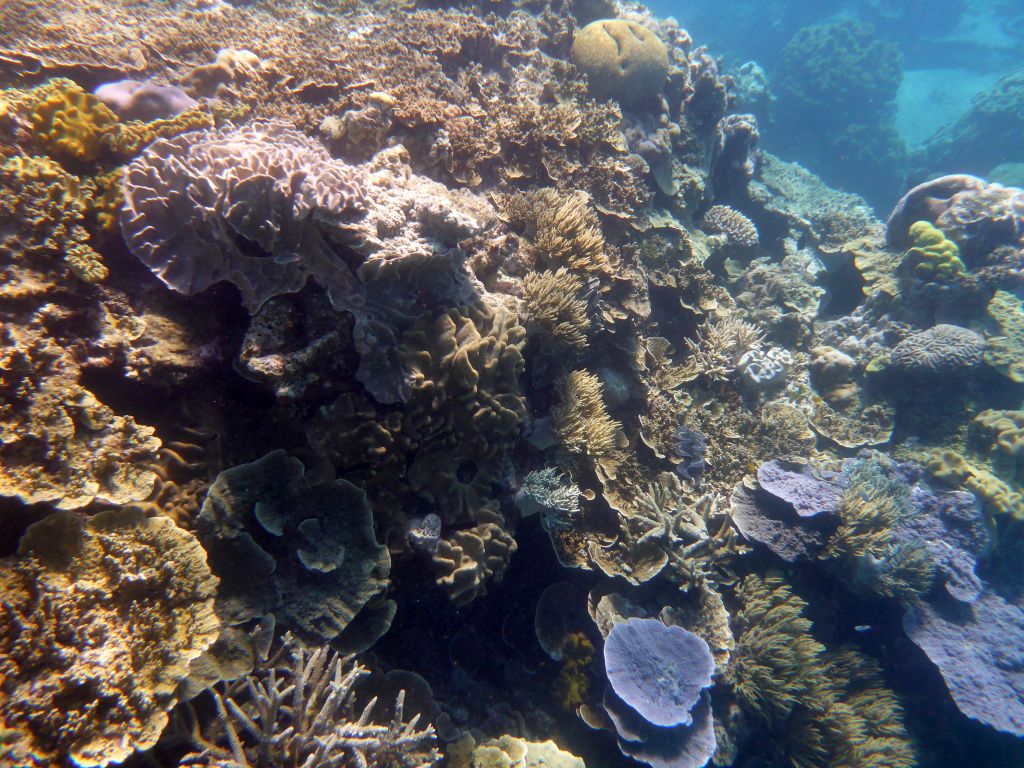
551;369;624;458
0;509;219;767
0;321;161;510
432;505;518;606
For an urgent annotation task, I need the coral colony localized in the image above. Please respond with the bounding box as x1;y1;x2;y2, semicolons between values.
0;0;1022;767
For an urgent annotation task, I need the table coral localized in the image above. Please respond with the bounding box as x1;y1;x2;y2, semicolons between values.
0;322;161;510
0;508;219;767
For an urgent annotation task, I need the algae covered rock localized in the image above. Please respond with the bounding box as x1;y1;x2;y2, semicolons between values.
572;20;669;109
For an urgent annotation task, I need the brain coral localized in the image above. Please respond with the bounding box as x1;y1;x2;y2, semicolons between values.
572;19;670;110
197;449;391;644
121;121;365;313
889;324;985;375
0;509;219;767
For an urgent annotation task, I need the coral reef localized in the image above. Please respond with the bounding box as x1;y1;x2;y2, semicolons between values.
0;509;219;767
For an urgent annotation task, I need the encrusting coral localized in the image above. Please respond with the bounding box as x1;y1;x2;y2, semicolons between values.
0;509;220;767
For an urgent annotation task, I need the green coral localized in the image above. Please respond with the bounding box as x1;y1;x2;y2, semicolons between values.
904;220;965;279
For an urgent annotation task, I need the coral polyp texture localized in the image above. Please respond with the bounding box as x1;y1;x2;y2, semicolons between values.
0;509;219;767
2;0;1024;765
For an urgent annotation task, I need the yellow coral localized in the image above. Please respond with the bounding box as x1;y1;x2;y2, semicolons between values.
975;409;1024;456
925;449;1024;521
551;369;623;457
905;220;965;280
29;78;120;162
105;104;215;156
553;632;595;711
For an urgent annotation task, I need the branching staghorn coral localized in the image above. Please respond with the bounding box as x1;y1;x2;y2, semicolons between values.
551;369;623;458
180;637;439;768
623;471;744;590
521;267;592;351
682;316;765;382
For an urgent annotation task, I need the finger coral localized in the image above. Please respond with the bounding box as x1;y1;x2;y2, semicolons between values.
0;509;220;767
701;204;759;250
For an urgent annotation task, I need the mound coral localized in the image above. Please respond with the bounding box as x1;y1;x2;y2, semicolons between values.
29;78;120;162
182;638;440;767
701;204;759;249
0;509;219;767
571;20;670;110
904;220;965;279
551;369;624;458
197;450;392;644
888;324;985;375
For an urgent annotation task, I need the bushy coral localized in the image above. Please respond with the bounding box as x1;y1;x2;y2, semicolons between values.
181;637;440;767
0;509;219;767
521;267;592;351
701;204;759;249
551;369;623;458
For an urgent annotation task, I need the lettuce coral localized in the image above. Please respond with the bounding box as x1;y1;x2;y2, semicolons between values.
0;509;219;767
198;450;392;645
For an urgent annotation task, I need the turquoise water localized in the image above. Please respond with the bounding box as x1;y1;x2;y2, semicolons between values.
0;1;1021;767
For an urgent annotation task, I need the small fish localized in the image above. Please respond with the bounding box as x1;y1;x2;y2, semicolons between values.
854;625;872;633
